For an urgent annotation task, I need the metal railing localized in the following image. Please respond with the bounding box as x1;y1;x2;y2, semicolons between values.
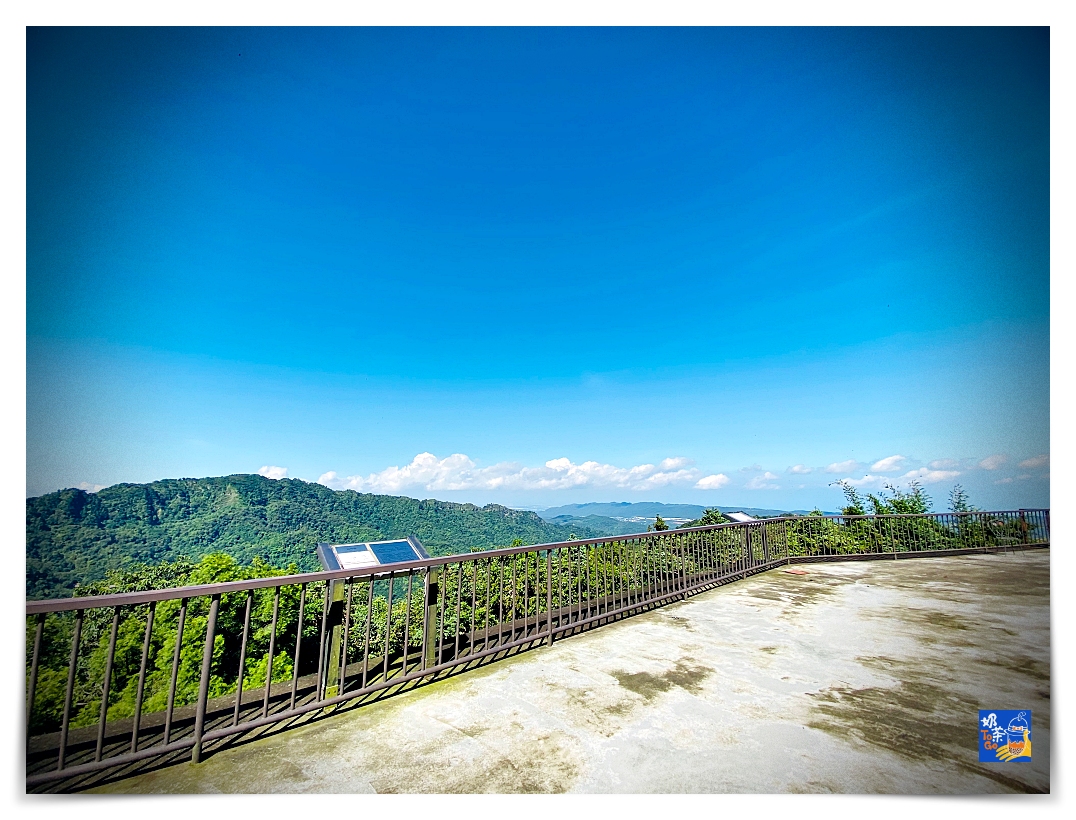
24;508;1049;791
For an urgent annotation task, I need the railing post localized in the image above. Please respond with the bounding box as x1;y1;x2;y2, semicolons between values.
192;594;220;764
424;566;440;669
321;580;346;698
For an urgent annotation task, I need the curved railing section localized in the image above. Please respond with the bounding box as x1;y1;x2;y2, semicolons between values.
24;509;1049;791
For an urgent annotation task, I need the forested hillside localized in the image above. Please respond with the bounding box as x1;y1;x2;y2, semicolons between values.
26;475;601;599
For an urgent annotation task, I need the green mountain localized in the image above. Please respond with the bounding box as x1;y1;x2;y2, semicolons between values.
26;474;606;600
544;514;650;536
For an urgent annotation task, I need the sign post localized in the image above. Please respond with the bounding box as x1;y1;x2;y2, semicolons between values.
315;536;430;698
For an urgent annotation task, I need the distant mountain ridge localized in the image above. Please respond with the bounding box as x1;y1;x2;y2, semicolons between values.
26;475;606;600
538;502;819;521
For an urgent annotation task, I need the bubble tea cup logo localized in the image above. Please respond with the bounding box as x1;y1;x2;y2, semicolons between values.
979;710;1031;762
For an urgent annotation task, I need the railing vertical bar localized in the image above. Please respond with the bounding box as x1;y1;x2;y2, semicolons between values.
448;564;459;660
496;555;504;648
682;532;689;592
609;543;617;613
26;612;45;749
163;599;187;745
362;577;374;688
403;571;414;674
636;540;645;602
94;606;121;762
339;580;354;693
573;545;581;626
595;542;602;617
437;564;447;665
483;558;491;652
315;582;331;701
420;571;431;673
57;609;83;770
511;553;518;642
469;559;478;656
691;530;700;586
384;571;395;682
628;539;636;607
546;549;553;645
631;539;639;607
233;591;253;726
601;541;609;617
191;593;220;764
290;583;307;710
564;547;571;625
524;551;531;638
622;542;630;610
129;601;155;752
262;586;281;718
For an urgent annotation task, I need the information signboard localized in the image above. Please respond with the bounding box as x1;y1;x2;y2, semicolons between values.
316;536;430;571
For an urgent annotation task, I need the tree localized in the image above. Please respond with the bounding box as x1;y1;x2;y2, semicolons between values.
834;481;866;516
949;484;976;513
653;515;669;531
686;508;725;527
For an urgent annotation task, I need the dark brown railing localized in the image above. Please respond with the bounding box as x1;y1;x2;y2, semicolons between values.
25;509;1049;792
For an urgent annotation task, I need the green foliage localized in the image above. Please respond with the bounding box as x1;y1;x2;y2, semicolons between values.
949;484;977;513
27;552;323;734
685;508;725;528
26;474;603;599
835;480;933;516
835;482;867;516
652;515;669;531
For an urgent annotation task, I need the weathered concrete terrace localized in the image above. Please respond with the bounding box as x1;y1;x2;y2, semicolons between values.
95;549;1050;794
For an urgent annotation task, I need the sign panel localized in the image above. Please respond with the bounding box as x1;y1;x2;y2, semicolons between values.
316;536;430;572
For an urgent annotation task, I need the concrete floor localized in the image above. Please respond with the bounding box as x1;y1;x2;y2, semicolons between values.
93;550;1051;794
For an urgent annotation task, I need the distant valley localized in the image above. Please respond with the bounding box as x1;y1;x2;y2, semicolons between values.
536;501;822;533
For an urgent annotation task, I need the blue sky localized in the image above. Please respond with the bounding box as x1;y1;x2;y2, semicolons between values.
27;26;1050;511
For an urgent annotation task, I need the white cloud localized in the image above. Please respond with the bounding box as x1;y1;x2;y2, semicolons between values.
870;455;907;473
843;474;887;488
258;466;289;480
318;453;708;494
1018;454;1049;469
825;460;859;474
787;465;812;475
929;458;961;470
977;454;1007;471
899;468;960;485
77;481;105;493
740;463;763;473
995;477;1014;485
843;467;960;489
695;474;730;489
745;472;780;490
659;457;695;470
1017;474;1032;481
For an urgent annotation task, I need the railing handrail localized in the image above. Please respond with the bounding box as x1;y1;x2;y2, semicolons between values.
24;509;1048;615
